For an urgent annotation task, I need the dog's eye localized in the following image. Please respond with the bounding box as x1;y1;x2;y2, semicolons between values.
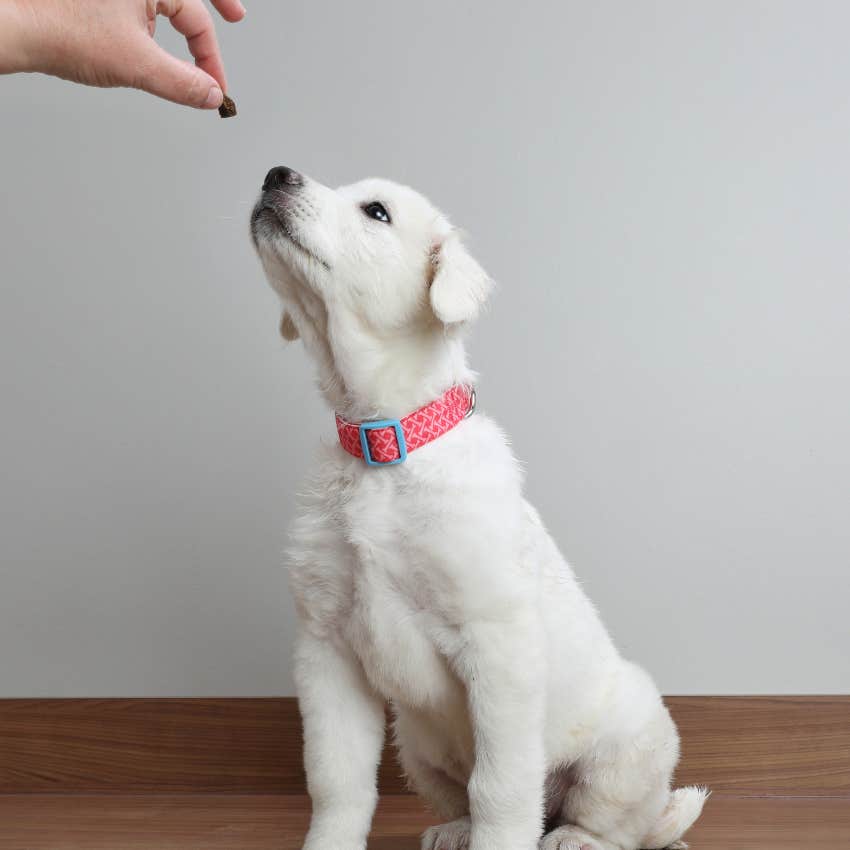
362;202;391;224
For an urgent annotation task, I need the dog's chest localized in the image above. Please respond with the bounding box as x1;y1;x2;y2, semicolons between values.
343;565;462;709
294;464;464;709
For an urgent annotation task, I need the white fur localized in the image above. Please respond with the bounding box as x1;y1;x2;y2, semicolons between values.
250;172;707;850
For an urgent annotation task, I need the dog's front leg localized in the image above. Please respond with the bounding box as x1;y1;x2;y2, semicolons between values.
295;629;385;850
455;612;546;850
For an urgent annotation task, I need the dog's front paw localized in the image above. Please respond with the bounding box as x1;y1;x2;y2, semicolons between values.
422;816;471;850
302;824;367;850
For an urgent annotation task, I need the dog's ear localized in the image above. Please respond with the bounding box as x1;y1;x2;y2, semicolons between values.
279;311;300;341
428;233;493;324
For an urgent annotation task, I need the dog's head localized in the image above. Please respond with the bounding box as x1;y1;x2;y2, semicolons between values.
250;167;492;415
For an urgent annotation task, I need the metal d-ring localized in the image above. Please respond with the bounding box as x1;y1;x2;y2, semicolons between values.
464;387;477;419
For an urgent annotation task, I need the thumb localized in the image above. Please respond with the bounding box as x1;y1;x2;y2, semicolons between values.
132;39;223;109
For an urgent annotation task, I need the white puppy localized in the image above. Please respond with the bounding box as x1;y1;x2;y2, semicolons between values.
250;167;707;850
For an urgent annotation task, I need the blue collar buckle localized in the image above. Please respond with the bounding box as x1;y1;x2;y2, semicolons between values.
358;419;408;466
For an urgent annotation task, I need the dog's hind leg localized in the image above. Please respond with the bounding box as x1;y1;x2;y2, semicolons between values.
401;751;469;819
402;753;472;850
541;742;674;850
540;769;627;850
422;817;472;850
541;731;675;848
393;709;472;850
543;665;704;850
540;824;618;850
542;744;701;850
393;707;470;819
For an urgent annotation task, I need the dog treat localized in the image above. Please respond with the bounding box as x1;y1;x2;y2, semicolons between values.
218;94;237;118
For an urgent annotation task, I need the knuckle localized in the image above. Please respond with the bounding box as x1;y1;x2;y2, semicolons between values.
184;72;206;105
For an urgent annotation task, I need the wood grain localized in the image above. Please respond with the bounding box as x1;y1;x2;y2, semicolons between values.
667;695;850;795
0;699;304;794
0;794;847;850
0;697;847;796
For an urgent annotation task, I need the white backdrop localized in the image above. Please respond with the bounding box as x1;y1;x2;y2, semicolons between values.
1;2;848;695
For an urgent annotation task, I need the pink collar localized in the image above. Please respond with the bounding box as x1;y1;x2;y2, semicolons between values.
336;385;476;466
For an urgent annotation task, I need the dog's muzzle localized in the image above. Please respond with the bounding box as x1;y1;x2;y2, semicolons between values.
251;166;303;240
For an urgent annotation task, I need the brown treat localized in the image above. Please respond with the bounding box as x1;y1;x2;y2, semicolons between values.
218;94;237;118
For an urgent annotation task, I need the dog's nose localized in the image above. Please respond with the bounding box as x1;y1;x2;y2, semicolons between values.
263;166;303;192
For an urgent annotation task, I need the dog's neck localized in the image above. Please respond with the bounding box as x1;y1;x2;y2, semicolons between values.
278;279;475;421
317;321;474;422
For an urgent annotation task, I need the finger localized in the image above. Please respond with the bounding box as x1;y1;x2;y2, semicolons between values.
133;37;223;109
157;0;227;92
210;0;246;23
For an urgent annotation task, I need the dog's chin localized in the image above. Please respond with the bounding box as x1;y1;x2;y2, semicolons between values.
251;204;329;275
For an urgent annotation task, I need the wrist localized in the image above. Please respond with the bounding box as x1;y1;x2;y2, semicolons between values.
0;1;38;74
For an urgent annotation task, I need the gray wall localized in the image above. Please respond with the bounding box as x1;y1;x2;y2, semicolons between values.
1;2;848;697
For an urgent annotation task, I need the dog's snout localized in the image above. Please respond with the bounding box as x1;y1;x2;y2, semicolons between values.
263;166;303;192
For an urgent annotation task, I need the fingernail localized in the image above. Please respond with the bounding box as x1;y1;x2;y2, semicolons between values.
204;87;223;109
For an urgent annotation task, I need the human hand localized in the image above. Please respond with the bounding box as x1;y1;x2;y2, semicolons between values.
1;0;246;110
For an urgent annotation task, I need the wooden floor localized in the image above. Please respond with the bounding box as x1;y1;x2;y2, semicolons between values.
1;696;847;849
0;793;847;849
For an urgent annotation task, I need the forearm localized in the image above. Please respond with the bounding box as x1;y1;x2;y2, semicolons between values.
0;2;35;74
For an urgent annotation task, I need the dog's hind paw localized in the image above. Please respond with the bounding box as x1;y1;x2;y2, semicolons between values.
540;825;610;850
422;816;471;850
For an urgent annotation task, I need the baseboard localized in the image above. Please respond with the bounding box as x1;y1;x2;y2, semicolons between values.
0;697;847;796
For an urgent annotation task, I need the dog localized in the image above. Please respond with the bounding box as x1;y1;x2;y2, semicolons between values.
250;166;707;850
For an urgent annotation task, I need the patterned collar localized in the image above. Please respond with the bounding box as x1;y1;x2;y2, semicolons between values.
335;385;476;467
